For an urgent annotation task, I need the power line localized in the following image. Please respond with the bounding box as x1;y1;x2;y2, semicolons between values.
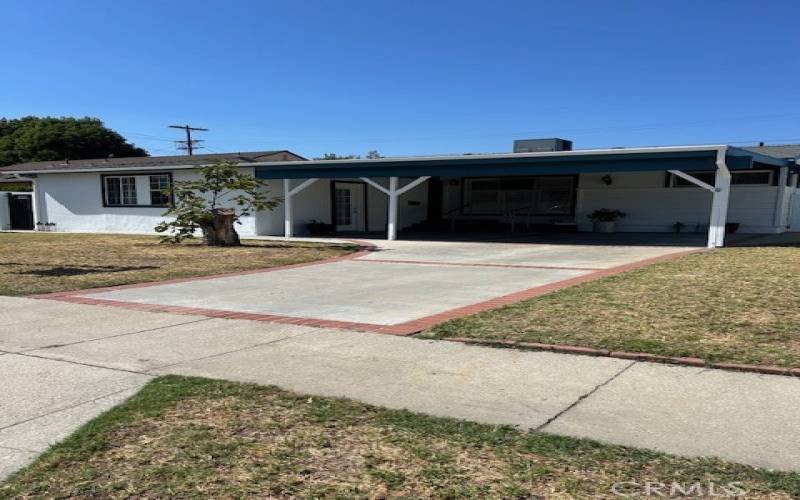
168;124;208;155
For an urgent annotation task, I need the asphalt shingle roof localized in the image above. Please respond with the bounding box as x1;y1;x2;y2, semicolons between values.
742;144;800;160
0;150;306;173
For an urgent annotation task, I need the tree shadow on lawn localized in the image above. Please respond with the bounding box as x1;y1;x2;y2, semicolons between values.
130;242;344;250
15;265;160;277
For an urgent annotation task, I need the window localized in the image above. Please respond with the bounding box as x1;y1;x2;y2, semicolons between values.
732;171;772;185
463;176;575;215
103;172;171;206
464;179;501;214
671;172;716;188
105;176;137;205
149;174;171;206
670;170;773;187
334;188;352;225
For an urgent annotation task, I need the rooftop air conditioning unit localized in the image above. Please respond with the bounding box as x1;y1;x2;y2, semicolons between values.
513;138;573;153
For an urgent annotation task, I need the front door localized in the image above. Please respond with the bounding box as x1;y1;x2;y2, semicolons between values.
333;182;366;232
9;194;34;230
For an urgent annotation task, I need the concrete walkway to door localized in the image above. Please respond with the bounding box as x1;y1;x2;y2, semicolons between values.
1;294;799;480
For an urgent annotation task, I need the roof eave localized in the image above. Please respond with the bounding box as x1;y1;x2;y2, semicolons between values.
0;162;262;175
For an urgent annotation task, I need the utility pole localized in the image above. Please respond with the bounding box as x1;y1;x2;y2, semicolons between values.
168;124;208;155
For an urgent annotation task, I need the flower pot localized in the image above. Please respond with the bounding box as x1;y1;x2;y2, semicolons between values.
593;220;616;233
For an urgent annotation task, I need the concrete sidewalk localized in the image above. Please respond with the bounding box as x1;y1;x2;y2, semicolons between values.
2;296;799;480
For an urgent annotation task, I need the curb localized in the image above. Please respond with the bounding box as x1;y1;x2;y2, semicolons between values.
444;337;800;378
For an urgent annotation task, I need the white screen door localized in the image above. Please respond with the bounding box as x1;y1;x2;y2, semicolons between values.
334;182;366;232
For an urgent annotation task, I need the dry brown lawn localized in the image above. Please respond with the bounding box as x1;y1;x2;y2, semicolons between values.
2;376;797;499
427;246;800;368
0;232;357;296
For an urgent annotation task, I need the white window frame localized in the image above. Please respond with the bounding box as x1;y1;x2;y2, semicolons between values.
148;174;172;206
104;175;138;206
102;172;172;207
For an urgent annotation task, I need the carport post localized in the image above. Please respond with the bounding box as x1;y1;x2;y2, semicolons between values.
667;147;731;248
283;179;293;238
360;176;431;240
708;150;731;248
387;177;399;240
283;178;318;239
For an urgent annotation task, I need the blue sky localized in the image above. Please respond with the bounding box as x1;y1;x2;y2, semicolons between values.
2;0;799;158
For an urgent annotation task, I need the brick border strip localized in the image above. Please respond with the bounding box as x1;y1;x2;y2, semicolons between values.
46;294;413;335
386;247;706;334
443;337;800;378
31;244;706;338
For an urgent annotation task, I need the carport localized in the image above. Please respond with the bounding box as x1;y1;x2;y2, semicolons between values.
254;145;791;248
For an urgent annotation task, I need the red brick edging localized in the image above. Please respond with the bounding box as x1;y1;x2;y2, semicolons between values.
444;337;800;378
31;243;706;338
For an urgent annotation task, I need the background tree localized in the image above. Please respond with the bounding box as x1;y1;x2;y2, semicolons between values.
313;150;383;160
155;159;279;246
0;116;147;166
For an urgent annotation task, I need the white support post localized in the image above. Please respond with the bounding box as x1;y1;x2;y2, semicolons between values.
667;170;716;192
360;177;390;195
708;148;731;248
283;179;293;238
283;178;319;239
360;176;431;240
387;177;399;240
669;158;731;248
774;167;789;228
29;179;40;230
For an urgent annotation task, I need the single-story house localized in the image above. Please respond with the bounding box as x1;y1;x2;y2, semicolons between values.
1;139;798;248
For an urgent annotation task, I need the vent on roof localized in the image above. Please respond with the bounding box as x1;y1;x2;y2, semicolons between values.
513;138;573;153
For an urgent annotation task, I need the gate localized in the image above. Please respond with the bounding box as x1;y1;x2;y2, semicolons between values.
9;194;34;230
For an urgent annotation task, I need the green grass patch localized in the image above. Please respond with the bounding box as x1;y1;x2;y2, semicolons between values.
2;376;798;498
425;246;800;368
0;233;358;296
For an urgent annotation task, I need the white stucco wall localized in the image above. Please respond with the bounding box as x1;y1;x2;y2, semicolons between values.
577;172;782;233
35;168;257;236
256;177;428;236
437;172;783;234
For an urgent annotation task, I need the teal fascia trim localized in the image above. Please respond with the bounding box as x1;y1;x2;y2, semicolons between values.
256;149;785;180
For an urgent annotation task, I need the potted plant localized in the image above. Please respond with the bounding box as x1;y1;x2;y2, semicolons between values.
588;209;626;233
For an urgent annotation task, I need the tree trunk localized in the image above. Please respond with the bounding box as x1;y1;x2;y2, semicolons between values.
200;208;241;246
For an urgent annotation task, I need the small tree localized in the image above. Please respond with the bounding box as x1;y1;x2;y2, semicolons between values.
155;159;279;246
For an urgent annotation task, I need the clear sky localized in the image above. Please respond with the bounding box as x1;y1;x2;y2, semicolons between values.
2;0;799;158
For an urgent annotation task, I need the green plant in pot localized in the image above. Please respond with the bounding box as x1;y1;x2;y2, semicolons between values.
588;209;626;233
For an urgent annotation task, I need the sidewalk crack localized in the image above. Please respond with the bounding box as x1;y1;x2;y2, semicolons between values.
13;351;152;376
146;332;308;373
535;361;636;432
25;317;214;352
0;385;143;434
0;444;40;454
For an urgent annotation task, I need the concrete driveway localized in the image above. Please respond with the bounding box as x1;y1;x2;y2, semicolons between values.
53;237;701;334
2;294;800;480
